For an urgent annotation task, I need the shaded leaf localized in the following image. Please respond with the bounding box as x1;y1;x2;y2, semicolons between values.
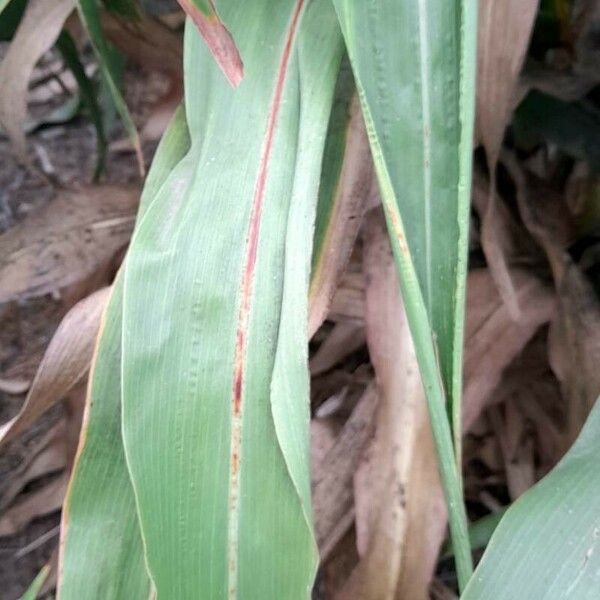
462;396;600;600
0;288;110;447
56;29;107;180
312;384;377;561
462;268;555;431
337;210;439;600
476;0;539;318
0;185;138;303
20;564;51;600
309;81;373;336
0;474;67;536
77;0;144;173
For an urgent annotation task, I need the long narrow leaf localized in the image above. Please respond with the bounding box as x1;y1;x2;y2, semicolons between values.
77;0;144;173
462;397;600;599
58;107;191;598
121;2;342;597
330;0;477;588
309;62;373;336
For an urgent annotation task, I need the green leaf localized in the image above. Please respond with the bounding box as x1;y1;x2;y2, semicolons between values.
330;0;477;588
77;0;144;174
121;1;342;597
58;106;191;598
55;30;107;180
176;0;243;86
462;397;600;599
20;564;50;600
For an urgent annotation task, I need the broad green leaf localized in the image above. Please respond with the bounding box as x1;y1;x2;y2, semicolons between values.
58;107;190;598
121;1;342;596
77;0;144;173
330;0;477;588
462;397;600;599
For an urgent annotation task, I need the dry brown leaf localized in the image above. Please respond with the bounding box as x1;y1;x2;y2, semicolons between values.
548;263;600;445
476;0;540;165
312;383;377;562
489;400;535;500
336;210;437;600
0;420;67;511
503;154;600;444
310;321;365;376
0;185;138;303
0;0;75;162
0;378;30;395
101;10;184;144
327;271;365;324
0;287;110;448
463;268;555;431
0;474;67;536
476;0;540;317
308;96;373;336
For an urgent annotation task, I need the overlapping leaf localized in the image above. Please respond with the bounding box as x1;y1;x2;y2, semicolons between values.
330;0;477;586
462;396;600;599
121;2;342;597
58;106;191;598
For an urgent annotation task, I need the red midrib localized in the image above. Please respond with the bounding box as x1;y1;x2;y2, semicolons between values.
227;1;305;595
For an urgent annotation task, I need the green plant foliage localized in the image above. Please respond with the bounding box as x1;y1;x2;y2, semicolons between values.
55;30;107;180
329;0;477;588
58;106;190;598
462;397;600;599
77;0;144;173
120;1;342;597
20;565;50;600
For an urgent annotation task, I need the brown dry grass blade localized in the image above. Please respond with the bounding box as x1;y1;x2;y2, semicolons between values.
476;0;539;317
548;263;600;446
0;287;110;448
0;474;67;536
0;186;138;303
0;420;66;511
462;268;555;431
336;210;439;600
312;383;377;561
502;154;600;444
101;10;183;144
308;96;373;337
0;0;75;163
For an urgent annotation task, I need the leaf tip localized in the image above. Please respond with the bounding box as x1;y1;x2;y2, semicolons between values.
177;0;244;87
